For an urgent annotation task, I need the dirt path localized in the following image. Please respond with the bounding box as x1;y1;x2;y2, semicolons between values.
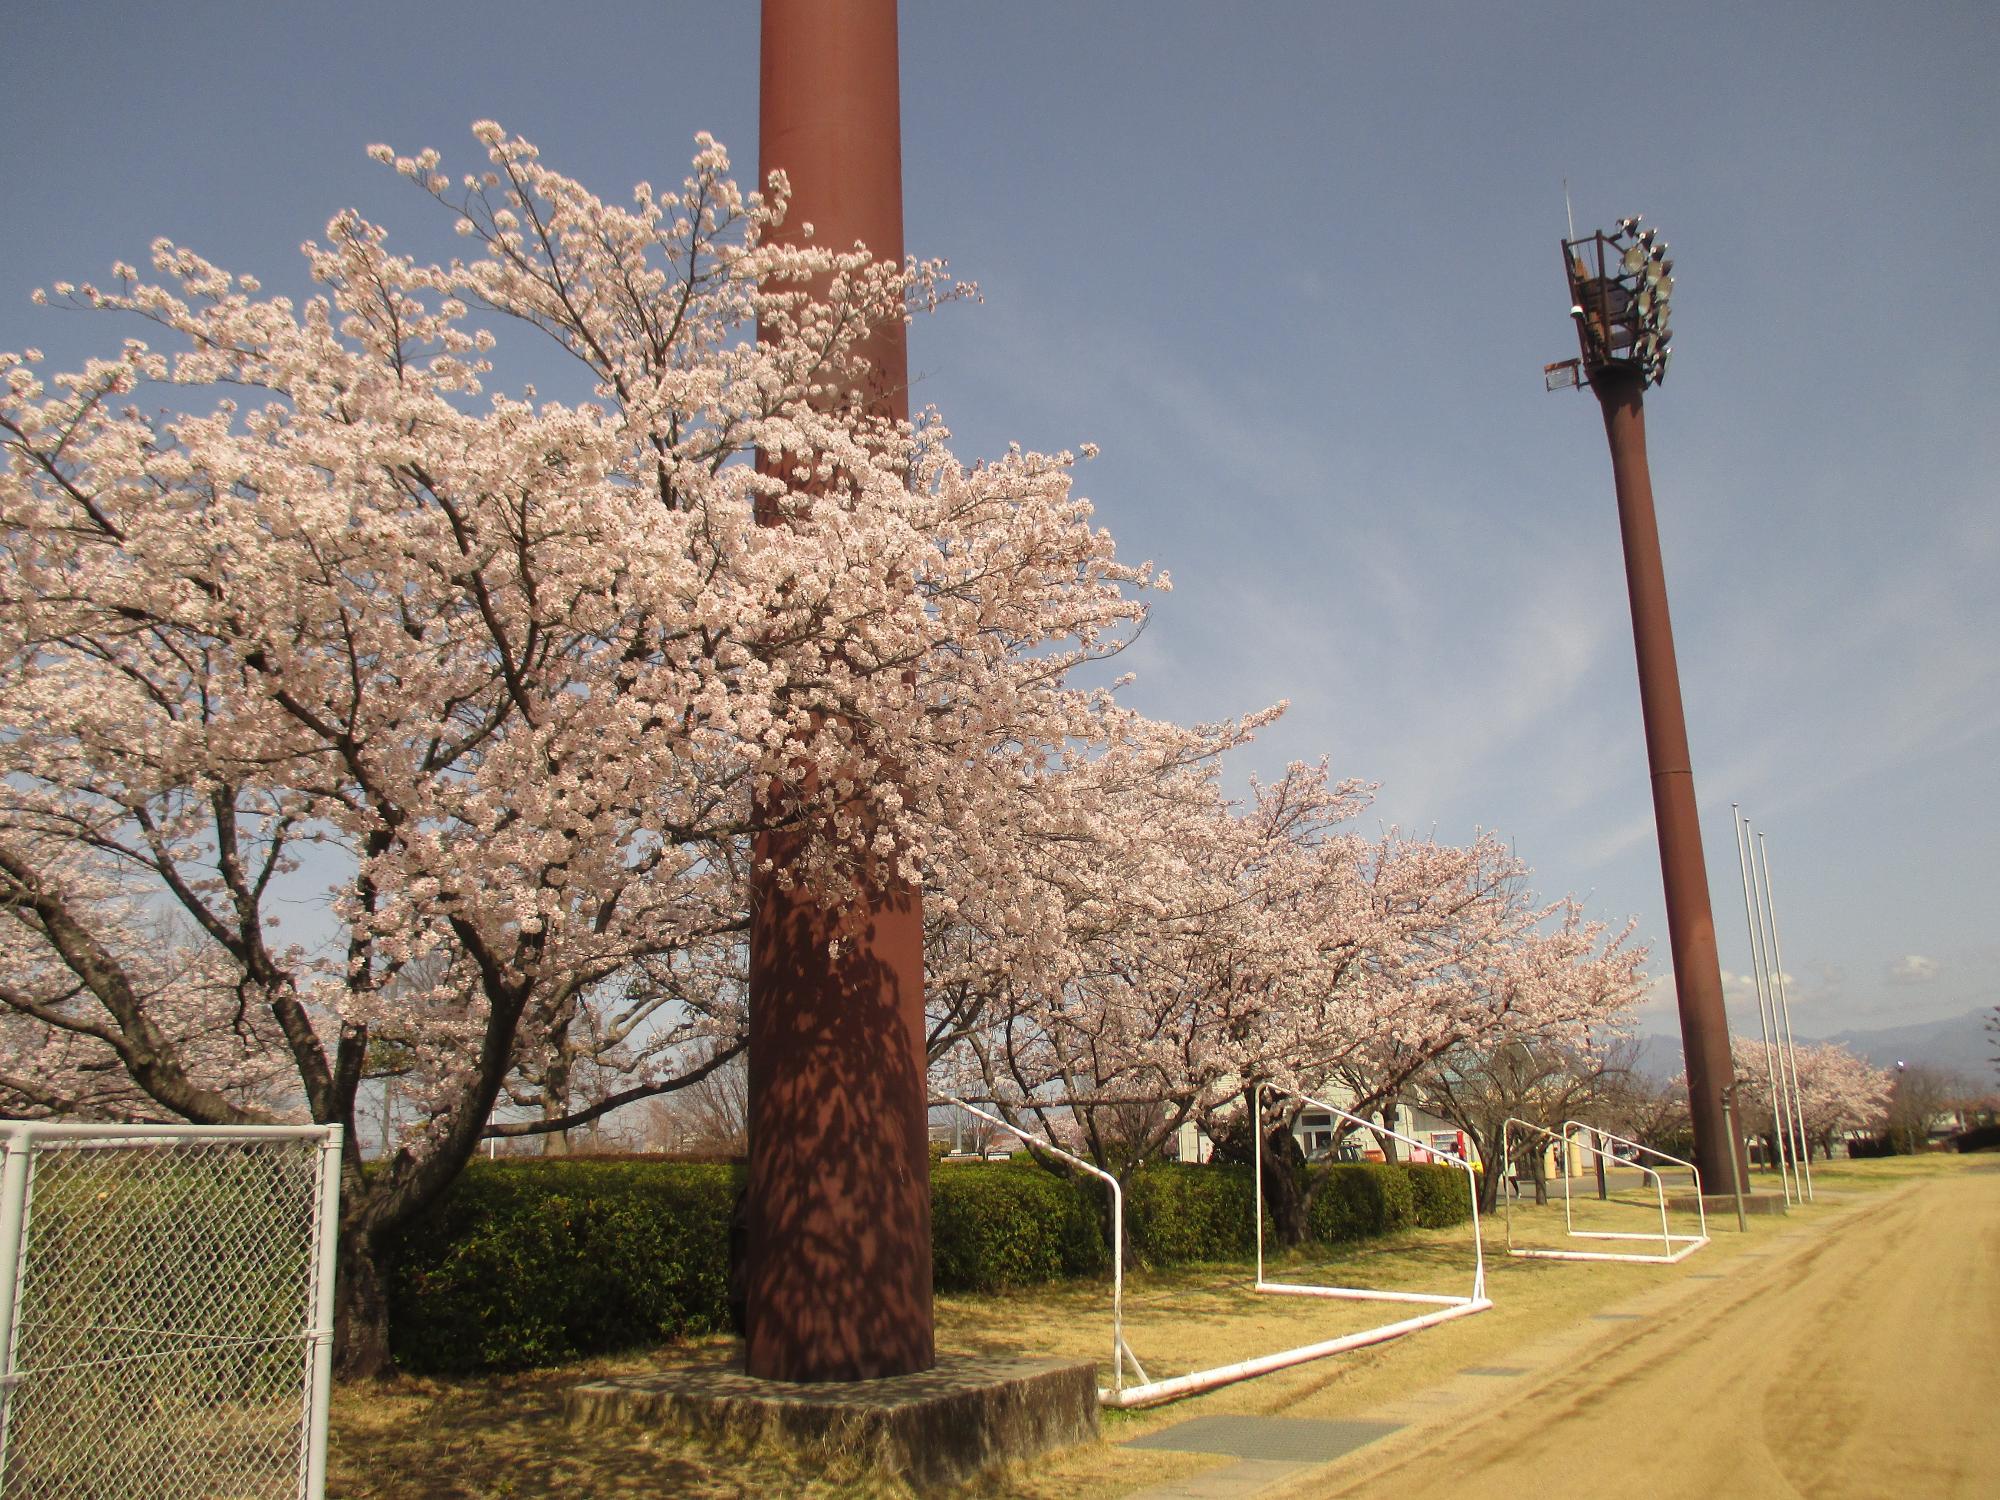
1293;1163;2000;1500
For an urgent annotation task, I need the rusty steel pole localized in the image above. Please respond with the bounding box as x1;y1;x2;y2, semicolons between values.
1592;365;1741;1198
746;0;935;1381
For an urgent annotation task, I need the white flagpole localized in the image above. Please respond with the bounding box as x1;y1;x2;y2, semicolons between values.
1758;832;1815;1201
1734;806;1793;1201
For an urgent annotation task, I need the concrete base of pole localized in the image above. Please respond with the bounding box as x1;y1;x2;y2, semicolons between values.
565;1352;1099;1489
1667;1191;1790;1219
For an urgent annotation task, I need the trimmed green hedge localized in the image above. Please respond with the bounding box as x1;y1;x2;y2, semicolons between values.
1125;1163;1261;1263
1305;1162;1415;1243
389;1158;1114;1372
1952;1124;2000;1153
1403;1162;1476;1227
387;1160;739;1373
932;1162;1107;1290
387;1155;1475;1373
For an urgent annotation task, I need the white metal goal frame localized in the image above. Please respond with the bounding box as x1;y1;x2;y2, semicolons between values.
948;1092;1492;1410
1500;1117;1707;1264
1561;1120;1709;1256
945;1100;1151;1401
0;1121;344;1500
1233;1086;1492;1395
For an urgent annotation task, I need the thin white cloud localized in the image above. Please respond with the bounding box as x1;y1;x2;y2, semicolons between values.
1889;954;1940;984
1635;970;1678;1018
1647;967;1801;1015
1571;807;1659;872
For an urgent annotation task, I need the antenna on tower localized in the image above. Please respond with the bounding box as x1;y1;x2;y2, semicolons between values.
1564;178;1576;243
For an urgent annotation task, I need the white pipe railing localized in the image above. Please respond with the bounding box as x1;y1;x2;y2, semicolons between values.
942;1099;1148;1398
1114;1083;1497;1413
1559;1121;1709;1249
0;1122;335;1143
945;1089;1492;1410
1504;1120;1704;1272
303;1126;346;1500
0;1133;34;1479
1500;1119;1707;1264
1257;1086;1489;1305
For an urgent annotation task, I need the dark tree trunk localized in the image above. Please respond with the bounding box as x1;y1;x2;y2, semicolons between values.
1471;1128;1503;1213
332;1225;394;1380
1259;1122;1309;1247
541;1043;572;1156
1375;1103;1400;1163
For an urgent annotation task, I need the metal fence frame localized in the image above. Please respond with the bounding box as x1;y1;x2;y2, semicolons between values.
943;1099;1150;1401
1500;1117;1707;1264
949;1089;1493;1411
0;1121;343;1500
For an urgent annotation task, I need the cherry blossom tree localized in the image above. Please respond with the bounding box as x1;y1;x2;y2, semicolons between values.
1316;838;1637;1136
927;721;1293;1193
0;125;1172;1374
1794;1044;1895;1157
927;753;1649;1245
493;934;748;1154
1259;837;1646;1237
1413;1034;1637;1212
1729;1038;1891;1161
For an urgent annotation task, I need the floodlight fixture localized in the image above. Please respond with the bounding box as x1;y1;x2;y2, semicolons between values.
1552;217;1675;391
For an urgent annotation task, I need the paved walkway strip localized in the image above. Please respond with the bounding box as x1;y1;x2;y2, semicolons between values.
1120;1417;1404;1500
1125;1415;1403;1463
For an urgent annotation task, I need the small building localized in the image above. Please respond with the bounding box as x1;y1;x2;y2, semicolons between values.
1169;1092;1481;1169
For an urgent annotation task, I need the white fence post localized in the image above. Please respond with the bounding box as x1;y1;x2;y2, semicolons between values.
0;1133;36;1475
302;1126;344;1500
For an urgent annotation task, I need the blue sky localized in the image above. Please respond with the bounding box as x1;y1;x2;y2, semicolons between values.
4;2;1993;1040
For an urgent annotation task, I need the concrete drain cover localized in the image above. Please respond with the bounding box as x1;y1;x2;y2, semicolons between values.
1124;1415;1402;1463
1461;1365;1529;1377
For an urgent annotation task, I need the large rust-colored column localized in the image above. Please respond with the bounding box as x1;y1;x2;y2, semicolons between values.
1594;366;1741;1196
745;0;934;1382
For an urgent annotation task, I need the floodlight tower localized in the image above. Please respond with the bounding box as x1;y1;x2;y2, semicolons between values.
1549;218;1743;1198
746;0;935;1382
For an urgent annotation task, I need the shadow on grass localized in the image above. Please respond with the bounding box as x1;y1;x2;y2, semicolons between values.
329;1344;924;1500
330;1341;1200;1500
930;1224;1499;1380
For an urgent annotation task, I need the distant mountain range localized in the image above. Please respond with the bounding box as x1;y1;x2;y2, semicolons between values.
1634;1007;1995;1081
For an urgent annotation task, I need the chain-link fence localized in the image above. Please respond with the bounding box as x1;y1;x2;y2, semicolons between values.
0;1123;342;1500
